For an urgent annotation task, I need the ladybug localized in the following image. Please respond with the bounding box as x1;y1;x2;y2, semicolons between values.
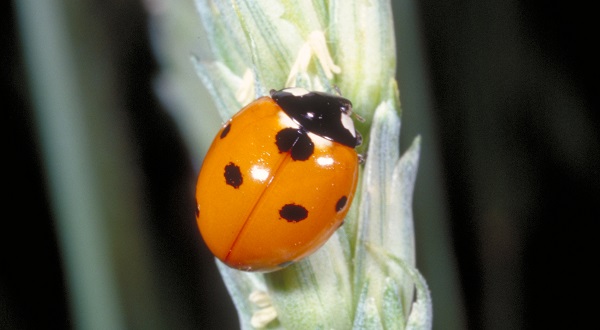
196;87;361;272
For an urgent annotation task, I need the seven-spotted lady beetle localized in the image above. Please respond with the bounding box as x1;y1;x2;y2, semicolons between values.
196;87;361;272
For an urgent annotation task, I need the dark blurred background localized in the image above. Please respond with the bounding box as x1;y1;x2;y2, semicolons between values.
2;0;597;329
398;0;598;329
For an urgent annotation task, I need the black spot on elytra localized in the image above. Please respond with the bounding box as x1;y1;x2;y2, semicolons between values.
275;128;298;152
224;162;243;188
335;196;348;212
195;198;200;218
275;128;314;161
279;203;308;222
220;122;231;139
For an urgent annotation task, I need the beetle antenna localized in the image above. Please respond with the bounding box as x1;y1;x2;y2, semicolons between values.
353;112;365;123
333;85;343;96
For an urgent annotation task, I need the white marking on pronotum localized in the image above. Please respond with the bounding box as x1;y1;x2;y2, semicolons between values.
308;132;333;148
278;111;300;129
341;112;356;138
283;87;310;97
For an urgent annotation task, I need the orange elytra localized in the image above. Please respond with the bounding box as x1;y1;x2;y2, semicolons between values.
196;87;361;272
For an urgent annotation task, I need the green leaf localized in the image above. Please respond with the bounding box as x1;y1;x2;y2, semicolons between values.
352;281;384;330
216;261;283;330
382;278;406;330
366;244;433;330
265;235;353;329
353;100;402;302
330;0;397;121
